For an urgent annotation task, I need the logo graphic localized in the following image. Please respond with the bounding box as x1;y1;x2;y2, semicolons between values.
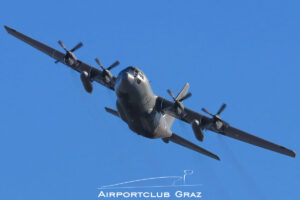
98;170;201;190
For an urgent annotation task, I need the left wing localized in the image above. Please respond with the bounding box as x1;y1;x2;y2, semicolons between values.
156;95;296;158
4;26;115;90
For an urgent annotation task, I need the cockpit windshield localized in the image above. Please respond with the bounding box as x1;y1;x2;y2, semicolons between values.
117;66;145;81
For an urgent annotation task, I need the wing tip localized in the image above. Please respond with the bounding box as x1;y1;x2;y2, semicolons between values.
4;25;12;32
210;153;221;161
279;145;296;158
4;25;9;31
4;25;17;34
290;151;296;158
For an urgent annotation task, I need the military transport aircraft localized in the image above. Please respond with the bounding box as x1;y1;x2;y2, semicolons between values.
4;25;296;161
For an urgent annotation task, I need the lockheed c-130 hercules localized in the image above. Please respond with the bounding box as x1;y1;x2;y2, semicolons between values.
4;25;296;161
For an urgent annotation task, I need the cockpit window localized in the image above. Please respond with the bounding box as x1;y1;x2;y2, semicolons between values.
127;66;136;71
119;66;145;80
138;72;144;79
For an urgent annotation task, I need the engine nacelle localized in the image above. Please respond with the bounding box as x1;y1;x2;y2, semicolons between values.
64;52;77;66
192;119;204;142
80;71;93;93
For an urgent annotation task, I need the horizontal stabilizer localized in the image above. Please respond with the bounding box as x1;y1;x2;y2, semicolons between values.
169;133;220;161
105;107;120;117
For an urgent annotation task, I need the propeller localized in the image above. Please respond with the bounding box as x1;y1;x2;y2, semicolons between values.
95;58;119;81
55;40;83;63
202;104;226;120
167;89;192;114
58;40;83;53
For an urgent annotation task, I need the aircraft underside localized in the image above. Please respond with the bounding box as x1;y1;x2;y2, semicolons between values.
4;25;296;161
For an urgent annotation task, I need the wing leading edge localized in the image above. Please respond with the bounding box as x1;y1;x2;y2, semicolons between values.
219;126;296;158
4;25;115;90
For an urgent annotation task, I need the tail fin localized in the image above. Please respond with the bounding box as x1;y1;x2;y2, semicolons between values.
104;107;120;118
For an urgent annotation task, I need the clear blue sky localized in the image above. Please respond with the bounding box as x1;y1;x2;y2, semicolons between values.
1;0;299;199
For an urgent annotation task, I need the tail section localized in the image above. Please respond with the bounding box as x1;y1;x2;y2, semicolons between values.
104;107;120;118
166;133;220;161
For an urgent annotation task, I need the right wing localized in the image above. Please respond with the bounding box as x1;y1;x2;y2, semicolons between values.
168;133;220;161
156;96;296;158
218;126;296;158
4;25;115;90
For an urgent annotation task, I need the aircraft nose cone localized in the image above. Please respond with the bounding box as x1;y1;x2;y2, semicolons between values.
115;72;135;93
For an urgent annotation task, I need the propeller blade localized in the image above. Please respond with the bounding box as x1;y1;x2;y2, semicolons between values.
58;40;67;51
107;61;120;70
95;58;105;70
178;92;192;102
202;108;214;117
216;104;226;115
178;102;185;111
176;106;182;115
167;89;176;100
70;42;83;52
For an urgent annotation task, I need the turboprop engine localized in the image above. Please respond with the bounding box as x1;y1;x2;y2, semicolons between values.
80;71;93;93
55;40;83;66
192;119;204;142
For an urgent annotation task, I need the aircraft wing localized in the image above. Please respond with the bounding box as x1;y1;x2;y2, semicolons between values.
4;26;115;90
218;126;296;157
157;96;296;158
156;96;212;124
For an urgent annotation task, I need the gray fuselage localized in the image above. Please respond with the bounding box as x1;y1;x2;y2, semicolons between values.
114;66;172;139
